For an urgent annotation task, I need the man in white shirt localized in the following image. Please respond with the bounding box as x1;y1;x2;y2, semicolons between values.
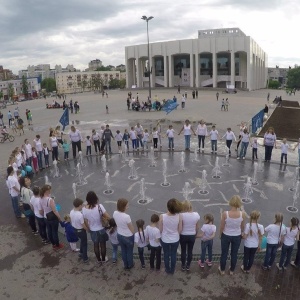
222;128;237;156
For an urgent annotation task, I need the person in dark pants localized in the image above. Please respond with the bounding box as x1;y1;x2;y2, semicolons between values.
69;126;82;159
102;124;114;154
221;128;237;156
219;196;246;275
263;127;277;162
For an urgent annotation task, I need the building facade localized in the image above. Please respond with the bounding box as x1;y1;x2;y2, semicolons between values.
88;59;102;71
0;65;17;81
56;71;121;94
125;28;267;91
268;67;289;87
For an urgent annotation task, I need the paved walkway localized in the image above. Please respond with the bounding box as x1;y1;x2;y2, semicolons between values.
1;88;300;299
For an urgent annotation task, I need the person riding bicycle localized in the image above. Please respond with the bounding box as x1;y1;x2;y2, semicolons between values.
1;126;9;139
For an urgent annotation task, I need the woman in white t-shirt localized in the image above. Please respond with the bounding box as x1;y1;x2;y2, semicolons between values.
219;195;246;275
277;217;299;270
236;122;247;152
33;135;43;170
83;191;110;264
113;198;135;270
196;120;208;152
237;128;250;159
178;120;196;151
23;139;33;166
49;131;59;161
179;200;200;271
262;213;285;270
159;198;183;274
242;210;264;273
263;127;277;162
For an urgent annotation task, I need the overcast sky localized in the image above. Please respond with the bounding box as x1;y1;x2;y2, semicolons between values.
0;0;299;73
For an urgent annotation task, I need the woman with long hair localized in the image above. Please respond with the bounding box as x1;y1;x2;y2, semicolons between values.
263;127;277;162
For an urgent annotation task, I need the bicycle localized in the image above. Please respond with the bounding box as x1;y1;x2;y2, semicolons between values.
0;134;15;143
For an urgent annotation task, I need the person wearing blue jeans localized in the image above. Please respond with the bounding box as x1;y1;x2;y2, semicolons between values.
180;234;196;270
237;129;250;159
117;234;134;269
262;243;278;269
111;242;119;262
239;142;249;159
201;239;213;264
7;166;22;218
168;137;174;149
11;195;22;218
278;244;294;269
161;240;180;274
178;120;196;151
45;219;60;247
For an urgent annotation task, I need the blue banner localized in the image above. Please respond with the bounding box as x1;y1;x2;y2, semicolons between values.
162;100;179;115
251;109;264;134
59;108;69;131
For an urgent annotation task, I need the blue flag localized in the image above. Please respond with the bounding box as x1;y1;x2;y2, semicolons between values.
59;108;69;131
162;100;179;115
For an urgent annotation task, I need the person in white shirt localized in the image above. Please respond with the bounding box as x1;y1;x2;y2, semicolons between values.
277;217;299;270
33;135;43;169
129;127;137;151
178;119;196;151
49;131;59;161
146;214;162;271
181;95;186;109
209;125;219;154
262;213;285;270
7;166;23;218
113;198;135;270
134;219;149;269
263;127;277;162
30;186;49;244
91;129;101;155
280;138;289;164
23;139;33;166
83;191;110;264
196;120;208;152
251;138;258;160
236;122;247;152
179;200;200;271
107;218;119;263
142;129;150;150
242;210;264;273
84;136;92;156
115;130;123;153
135;123;144;150
237;128;250;159
152;127;160;150
70;198;89;263
219;195;246;275
166;125;176;150
159;198;183;274
221;127;236;156
69;126;82;159
197;213;216;268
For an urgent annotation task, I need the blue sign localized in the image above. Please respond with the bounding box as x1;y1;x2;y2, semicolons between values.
251;109;264;134
59;108;69;131
162;100;179;115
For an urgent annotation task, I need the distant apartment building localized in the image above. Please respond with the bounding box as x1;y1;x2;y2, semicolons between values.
268;67;289;86
88;59;102;71
0;77;40;99
0;65;17;80
56;71;121;94
116;64;126;72
18;64;77;80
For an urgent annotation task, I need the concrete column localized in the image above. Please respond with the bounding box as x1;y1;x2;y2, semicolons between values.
136;57;141;88
231;51;235;86
132;59;136;86
246;51;252;91
169;55;174;88
195;53;199;88
126;58;133;88
151;57;155;88
190;53;194;87
164;55;168;87
213;52;217;88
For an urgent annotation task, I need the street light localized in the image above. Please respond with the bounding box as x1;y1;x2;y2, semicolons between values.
141;15;154;100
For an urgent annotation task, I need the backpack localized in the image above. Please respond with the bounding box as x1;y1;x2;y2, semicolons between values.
18;118;24;125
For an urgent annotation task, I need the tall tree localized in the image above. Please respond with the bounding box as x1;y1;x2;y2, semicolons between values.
0;90;3;100
21;75;28;98
287;67;300;89
41;78;56;92
8;83;14;99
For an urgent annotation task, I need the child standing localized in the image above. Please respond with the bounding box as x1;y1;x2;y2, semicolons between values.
197;214;216;267
43;143;50;167
280;138;289;164
152;127;159;150
32;147;39;173
143;129;150;150
166;125;175;150
84;136;92;156
146;214;161;271
123;129;130;150
107;218;119;263
277;217;299;270
62;139;70;160
60;214;79;252
251;138;258;160
209;125;219;154
129;127;137;151
115;130;123;154
134;219;149;269
242;210;264;273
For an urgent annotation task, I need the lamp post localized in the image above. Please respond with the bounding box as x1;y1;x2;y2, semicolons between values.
141;15;154;100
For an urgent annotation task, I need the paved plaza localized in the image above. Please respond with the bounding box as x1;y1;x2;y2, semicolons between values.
1;88;300;299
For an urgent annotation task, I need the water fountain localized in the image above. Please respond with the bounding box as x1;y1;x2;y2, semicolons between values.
193;148;200;162
287;181;299;213
72;183;77;198
45;175;51;186
122;143;129;163
241;177;253;204
212;157;221;179
137;178;152;204
178;151;187;173
52;160;62;178
103;172;114;194
198;170;209;195
161;158;171;187
76;162;87;186
128;159;138;180
289;167;300;192
257;156;263;172
182;182;194;200
101;155;107;173
148;146;156;167
222;148;230;167
251;162;259;186
78;151;86;167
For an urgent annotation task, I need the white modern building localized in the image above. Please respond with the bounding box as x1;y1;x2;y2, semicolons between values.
125;28;268;91
56;71;121;94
